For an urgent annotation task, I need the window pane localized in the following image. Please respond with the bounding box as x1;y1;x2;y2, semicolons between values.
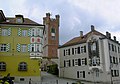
21;45;27;52
2;29;8;36
22;30;27;36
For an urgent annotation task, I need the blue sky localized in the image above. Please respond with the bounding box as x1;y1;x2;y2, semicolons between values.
1;0;120;45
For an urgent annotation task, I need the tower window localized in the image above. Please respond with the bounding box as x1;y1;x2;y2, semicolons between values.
51;28;56;40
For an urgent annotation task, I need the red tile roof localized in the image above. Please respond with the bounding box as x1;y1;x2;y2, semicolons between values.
59;29;106;48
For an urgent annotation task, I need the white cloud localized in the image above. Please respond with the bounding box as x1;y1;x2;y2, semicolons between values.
1;0;120;44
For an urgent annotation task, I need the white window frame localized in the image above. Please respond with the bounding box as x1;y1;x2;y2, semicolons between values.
0;44;7;52
30;44;35;52
81;58;85;66
2;29;8;36
75;59;78;66
66;60;70;67
31;28;36;36
36;44;42;52
19;62;27;71
22;30;27;36
0;62;6;71
21;44;27;52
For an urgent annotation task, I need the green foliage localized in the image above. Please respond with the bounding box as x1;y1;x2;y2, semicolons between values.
47;64;59;75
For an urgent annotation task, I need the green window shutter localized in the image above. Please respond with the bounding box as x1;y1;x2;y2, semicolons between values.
28;29;31;36
17;44;21;52
18;28;21;36
28;44;31;52
8;28;11;36
6;43;10;52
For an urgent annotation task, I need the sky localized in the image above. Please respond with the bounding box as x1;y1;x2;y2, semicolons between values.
1;0;120;45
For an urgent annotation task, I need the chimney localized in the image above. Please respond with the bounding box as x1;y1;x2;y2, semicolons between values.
106;32;111;39
91;25;95;31
80;31;83;36
108;33;111;39
113;36;116;41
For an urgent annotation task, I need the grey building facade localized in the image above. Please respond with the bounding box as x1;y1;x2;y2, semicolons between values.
58;25;120;84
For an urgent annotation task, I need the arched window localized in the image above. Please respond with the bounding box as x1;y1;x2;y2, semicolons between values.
0;62;6;71
18;62;27;71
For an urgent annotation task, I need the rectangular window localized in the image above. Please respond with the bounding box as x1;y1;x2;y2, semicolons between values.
81;47;84;53
84;46;86;53
110;56;112;63
0;62;6;71
51;28;55;33
21;44;27;52
118;47;120;53
72;59;74;66
83;71;85;78
30;44;35;52
68;49;70;55
111;70;114;77
78;47;80;54
0;44;7;52
2;29;8;36
36;44;41;52
78;59;81;66
64;50;65;56
22;30;27;36
66;60;70;67
115;46;117;52
96;70;99;77
113;57;115;64
75;48;77;54
112;44;114;51
31;28;36;36
75;59;78;66
72;48;74;55
81;58;85;66
51;28;56;40
77;71;79;78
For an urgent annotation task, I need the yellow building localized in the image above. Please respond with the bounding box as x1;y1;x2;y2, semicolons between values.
0;10;44;83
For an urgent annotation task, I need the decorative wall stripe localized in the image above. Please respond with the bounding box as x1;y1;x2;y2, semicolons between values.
8;28;11;36
28;44;31;52
28;29;31;36
18;28;21;36
6;43;10;52
17;44;21;52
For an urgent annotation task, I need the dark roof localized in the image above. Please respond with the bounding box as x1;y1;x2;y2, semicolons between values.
0;17;44;26
59;29;106;48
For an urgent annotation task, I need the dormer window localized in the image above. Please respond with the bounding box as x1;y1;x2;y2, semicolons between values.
17;18;22;23
15;15;24;23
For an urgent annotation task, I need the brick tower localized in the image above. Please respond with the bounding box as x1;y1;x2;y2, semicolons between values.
43;13;60;58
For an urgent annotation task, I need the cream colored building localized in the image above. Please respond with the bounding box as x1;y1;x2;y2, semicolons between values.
58;25;120;84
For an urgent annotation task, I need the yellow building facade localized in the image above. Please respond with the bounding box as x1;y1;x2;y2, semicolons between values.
0;10;44;83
